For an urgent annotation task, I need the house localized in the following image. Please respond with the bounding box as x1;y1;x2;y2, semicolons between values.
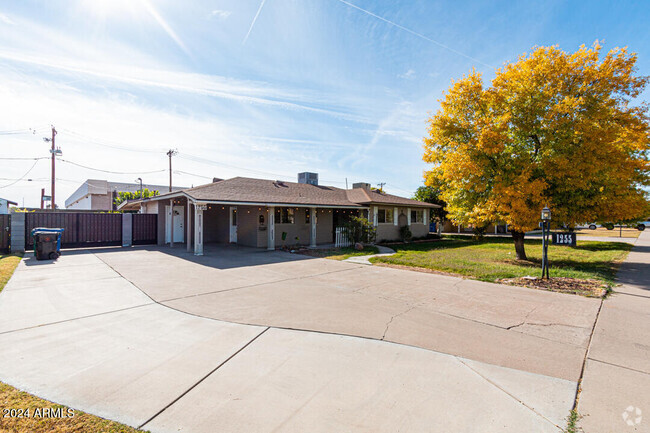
65;179;187;210
123;172;439;255
0;198;18;214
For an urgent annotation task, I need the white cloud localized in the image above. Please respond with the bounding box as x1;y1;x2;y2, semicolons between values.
0;12;15;25
398;69;416;79
208;9;232;20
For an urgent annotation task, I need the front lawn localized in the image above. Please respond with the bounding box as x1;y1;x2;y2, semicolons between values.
0;253;22;293
371;236;632;287
299;246;380;261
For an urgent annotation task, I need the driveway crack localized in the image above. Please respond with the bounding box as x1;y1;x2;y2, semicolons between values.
381;304;419;340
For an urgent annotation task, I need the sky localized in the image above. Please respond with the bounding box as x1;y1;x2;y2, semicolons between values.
0;0;649;208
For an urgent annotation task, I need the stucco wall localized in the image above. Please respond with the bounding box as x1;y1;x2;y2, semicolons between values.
315;209;333;244
203;205;229;243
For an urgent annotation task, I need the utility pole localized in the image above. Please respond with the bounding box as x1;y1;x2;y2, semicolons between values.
40;188;45;209
43;126;59;209
166;149;178;192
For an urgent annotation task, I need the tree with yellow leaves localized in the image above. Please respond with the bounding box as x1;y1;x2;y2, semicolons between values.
424;43;649;260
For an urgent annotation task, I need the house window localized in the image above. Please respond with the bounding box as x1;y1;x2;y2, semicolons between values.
411;209;424;224
377;207;394;224
305;208;315;224
275;207;295;224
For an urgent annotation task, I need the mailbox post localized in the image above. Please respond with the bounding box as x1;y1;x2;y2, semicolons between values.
541;207;551;279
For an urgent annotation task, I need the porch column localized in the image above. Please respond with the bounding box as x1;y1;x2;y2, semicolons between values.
267;206;275;250
194;204;204;256
373;206;378;227
407;207;411;226
424;209;428;227
186;203;192;252
169;199;174;247
393;207;398;226
309;207;317;248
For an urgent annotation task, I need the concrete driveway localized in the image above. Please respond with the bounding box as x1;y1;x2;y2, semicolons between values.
0;244;604;432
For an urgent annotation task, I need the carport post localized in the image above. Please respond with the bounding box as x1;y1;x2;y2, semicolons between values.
169;198;174;248
310;206;317;248
267;206;275;250
194;204;205;256
186;203;192;252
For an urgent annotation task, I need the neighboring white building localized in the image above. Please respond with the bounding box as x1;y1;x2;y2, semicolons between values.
65;179;186;210
0;197;17;214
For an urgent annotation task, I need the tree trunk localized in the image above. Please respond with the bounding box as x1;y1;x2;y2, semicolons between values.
511;230;528;261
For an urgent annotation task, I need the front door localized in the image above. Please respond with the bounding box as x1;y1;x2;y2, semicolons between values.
229;207;237;243
165;206;185;243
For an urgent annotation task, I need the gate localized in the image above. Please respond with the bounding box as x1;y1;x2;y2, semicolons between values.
25;213;122;249
0;214;9;252
132;214;157;245
335;226;352;248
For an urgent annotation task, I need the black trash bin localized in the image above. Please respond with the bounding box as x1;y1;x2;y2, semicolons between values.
31;228;65;260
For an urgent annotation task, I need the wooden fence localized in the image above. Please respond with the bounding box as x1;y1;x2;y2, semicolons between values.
0;215;9;252
132;214;158;245
25;213;123;249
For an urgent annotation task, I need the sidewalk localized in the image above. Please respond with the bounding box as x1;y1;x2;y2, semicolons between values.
577;230;650;432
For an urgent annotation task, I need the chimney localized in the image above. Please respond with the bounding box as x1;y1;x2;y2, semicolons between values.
298;172;318;186
352;182;371;191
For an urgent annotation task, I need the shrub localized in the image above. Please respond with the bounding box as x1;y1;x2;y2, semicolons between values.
399;225;413;242
343;216;377;244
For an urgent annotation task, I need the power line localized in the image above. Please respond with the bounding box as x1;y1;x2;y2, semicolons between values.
0;157;49;161
0;159;40;188
60;128;163;154
59;159;167;175
178;153;295;180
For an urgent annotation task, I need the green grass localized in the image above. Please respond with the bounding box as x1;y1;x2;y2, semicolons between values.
0;253;22;293
371;235;632;284
563;409;582;433
301;246;380;261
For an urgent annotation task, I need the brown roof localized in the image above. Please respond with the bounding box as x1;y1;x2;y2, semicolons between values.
345;188;439;208
154;177;439;208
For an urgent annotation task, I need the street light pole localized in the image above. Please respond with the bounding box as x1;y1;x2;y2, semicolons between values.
136;177;143;198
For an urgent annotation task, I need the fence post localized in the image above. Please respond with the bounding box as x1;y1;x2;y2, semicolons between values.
10;212;25;253
122;213;132;247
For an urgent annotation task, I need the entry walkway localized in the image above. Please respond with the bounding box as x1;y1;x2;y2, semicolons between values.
0;245;602;432
577;230;650;432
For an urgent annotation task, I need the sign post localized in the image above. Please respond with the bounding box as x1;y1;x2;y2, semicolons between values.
540;207;551;279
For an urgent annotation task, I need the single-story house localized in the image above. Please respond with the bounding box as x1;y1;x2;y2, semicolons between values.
0;197;18;214
121;173;439;255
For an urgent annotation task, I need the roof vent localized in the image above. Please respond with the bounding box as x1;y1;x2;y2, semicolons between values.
212;178;223;183
298;172;318;186
352;182;371;191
